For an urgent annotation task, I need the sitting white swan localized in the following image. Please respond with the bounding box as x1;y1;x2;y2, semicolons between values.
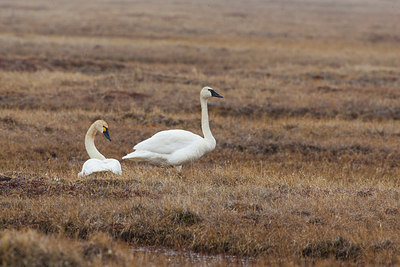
78;120;122;177
122;86;223;170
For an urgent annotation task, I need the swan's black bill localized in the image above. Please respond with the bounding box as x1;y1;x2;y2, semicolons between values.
103;128;112;141
209;89;223;98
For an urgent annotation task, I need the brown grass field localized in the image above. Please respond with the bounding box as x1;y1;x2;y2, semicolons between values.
1;0;400;265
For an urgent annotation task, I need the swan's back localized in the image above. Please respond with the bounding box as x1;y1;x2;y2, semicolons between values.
78;158;122;177
134;129;203;154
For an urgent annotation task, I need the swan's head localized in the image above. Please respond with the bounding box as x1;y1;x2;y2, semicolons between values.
94;120;111;141
201;86;223;99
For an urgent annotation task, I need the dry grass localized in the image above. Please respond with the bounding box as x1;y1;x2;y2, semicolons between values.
2;229;249;266
0;229;139;266
1;0;400;265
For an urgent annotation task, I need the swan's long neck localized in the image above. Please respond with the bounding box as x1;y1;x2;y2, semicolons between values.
200;97;215;143
85;124;106;160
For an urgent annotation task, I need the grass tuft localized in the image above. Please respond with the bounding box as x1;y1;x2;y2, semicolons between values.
167;209;202;226
302;237;361;261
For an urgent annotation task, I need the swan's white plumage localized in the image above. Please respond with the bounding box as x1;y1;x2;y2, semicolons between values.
133;130;203;154
78;158;122;177
123;131;210;166
79;120;122;177
122;87;222;168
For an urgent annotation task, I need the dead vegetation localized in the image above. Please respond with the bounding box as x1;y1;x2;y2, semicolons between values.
1;0;400;265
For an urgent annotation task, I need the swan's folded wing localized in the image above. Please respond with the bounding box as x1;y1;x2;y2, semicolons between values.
133;129;202;154
79;159;103;176
103;159;122;175
79;158;122;176
122;150;169;165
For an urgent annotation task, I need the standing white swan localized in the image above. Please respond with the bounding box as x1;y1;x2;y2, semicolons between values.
78;120;122;177
122;86;223;170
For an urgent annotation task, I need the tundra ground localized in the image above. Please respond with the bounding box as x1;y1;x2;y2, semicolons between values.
1;0;400;265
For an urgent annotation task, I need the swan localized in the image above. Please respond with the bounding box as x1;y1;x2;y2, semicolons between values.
78;120;122;177
122;86;223;170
